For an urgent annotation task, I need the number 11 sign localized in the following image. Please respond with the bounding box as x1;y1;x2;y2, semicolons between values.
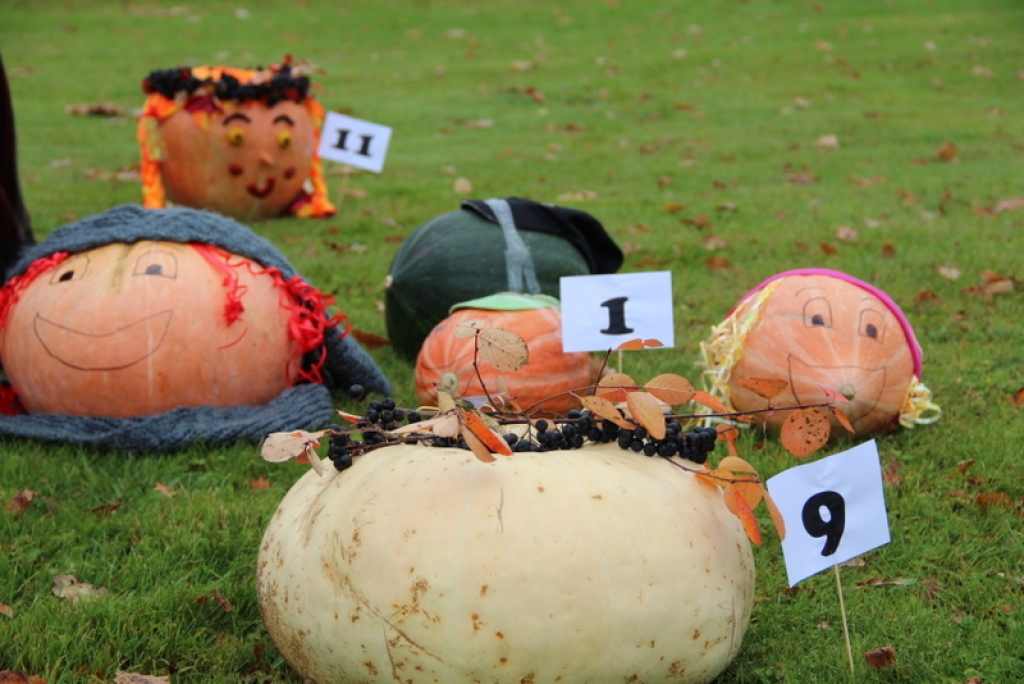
317;111;392;173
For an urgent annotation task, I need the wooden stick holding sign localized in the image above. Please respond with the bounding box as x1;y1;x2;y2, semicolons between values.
765;440;891;676
560;272;674;371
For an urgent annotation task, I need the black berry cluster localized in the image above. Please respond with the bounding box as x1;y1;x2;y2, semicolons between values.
328;394;422;471
614;423;719;464
327;387;719;471
503;410;718;464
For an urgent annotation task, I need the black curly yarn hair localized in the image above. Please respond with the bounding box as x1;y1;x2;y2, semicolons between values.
141;62;311;107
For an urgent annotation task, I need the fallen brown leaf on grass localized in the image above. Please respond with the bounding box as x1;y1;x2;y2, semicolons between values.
975;492;1014;510
835;226;859;242
702;234;727;250
83;165;140;181
705;256;732;273
913;288;941;304
960;274;1015;298
0;672;47;684
936;141;958;162
1012;387;1024;409
453;177;473;194
938;265;961;280
52;574;108;603
5;489;36;514
154;482;175;499
817;133;839;149
65;102;124;116
864;646;897;668
786;172;818;185
848;174;886;186
114;673;170;684
250;476;272;490
0;601;12;618
195;589;233;613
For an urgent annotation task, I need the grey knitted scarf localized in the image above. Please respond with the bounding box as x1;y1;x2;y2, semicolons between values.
0;204;391;452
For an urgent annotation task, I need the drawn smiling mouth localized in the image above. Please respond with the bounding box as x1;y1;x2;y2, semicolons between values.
788;355;885;417
33;310;173;371
247;177;276;198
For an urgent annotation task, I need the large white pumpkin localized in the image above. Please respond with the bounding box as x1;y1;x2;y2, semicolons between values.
257;441;756;684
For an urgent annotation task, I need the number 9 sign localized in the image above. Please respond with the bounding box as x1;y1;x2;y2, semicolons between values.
766;440;891;587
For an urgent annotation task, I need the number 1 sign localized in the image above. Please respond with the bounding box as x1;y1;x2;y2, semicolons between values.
559;272;674;353
766;440;891;587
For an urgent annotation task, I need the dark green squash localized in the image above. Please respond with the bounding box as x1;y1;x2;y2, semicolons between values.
385;208;592;361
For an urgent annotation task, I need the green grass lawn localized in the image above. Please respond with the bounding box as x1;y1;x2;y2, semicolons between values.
2;0;1023;681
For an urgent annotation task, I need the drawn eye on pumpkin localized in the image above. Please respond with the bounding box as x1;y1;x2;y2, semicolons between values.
802;297;832;328
859;308;886;341
226;127;246;146
50;255;90;284
132;251;178;279
277;130;292;149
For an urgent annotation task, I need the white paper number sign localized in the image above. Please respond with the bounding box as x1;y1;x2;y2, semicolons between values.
766;440;891;587
317;112;392;173
559;272;674;353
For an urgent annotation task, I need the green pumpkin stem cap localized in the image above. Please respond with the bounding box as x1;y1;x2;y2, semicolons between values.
449;292;560;313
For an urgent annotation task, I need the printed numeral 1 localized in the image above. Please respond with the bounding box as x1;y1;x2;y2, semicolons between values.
600;296;634;335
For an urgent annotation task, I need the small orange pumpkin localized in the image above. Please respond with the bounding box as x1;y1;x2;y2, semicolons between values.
137;60;334;220
415;294;590;415
701;269;940;436
0;241;303;417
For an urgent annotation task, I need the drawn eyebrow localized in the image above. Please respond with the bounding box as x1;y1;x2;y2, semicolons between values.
795;286;825;295
222;112;252;125
273;114;295;126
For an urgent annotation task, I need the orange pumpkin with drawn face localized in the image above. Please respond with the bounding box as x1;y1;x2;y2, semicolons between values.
158;100;316;220
702;269;938;436
137;60;335;220
0;241;298;417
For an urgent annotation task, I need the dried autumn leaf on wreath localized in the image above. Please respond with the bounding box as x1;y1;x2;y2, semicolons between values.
595;372;636;403
830;406;856;434
458;408;513;459
261;430;328;463
693;390;729;414
615;337;664;350
644;373;696;405
762;488;787;540
579;394;636;429
717;456;763;510
477;328;529;371
724;486;762;546
626;391;667;439
454;319;487;339
780;407;831;457
737;377;789;401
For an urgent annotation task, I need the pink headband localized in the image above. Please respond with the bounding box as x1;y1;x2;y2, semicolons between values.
735;268;924;378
